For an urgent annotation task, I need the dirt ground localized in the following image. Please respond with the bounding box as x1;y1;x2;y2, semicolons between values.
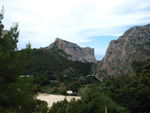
36;93;81;108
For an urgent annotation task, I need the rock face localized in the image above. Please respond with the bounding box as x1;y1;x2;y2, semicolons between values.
1;30;8;37
99;24;150;76
47;38;97;63
2;30;8;35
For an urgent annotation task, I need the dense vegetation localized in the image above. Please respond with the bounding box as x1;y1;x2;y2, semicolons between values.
1;7;150;113
48;60;150;113
49;85;127;113
23;48;92;79
0;8;48;113
21;48;99;94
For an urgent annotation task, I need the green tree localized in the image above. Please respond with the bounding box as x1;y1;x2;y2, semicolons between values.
49;84;126;113
80;85;125;113
68;81;81;92
66;99;83;113
58;83;67;95
100;61;150;113
49;98;68;113
0;7;48;113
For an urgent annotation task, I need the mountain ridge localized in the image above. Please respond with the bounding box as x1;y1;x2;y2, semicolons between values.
47;38;97;63
98;24;150;76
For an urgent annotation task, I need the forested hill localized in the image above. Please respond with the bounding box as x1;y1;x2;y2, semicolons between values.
22;48;93;82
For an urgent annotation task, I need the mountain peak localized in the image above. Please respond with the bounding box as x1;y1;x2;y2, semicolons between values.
55;37;63;41
98;24;150;76
48;38;97;63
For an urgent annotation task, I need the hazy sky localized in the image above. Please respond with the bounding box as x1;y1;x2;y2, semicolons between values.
1;0;150;60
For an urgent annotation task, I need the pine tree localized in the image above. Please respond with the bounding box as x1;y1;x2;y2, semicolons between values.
0;7;48;113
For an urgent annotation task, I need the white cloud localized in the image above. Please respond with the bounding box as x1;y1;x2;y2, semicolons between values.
1;0;150;52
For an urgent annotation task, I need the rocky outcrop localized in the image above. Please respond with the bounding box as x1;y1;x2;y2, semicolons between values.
2;30;8;35
99;24;150;76
47;38;97;63
1;30;8;37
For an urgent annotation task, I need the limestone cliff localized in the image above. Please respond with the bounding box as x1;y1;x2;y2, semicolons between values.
47;38;97;63
99;24;150;76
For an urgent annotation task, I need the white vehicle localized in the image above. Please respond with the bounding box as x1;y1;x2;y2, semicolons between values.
67;91;73;95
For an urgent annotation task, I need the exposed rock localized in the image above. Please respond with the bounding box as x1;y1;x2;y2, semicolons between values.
98;24;150;76
47;38;97;63
2;30;8;35
1;30;8;37
62;67;74;75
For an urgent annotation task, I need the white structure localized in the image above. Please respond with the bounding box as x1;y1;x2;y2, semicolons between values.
67;91;73;95
20;75;33;78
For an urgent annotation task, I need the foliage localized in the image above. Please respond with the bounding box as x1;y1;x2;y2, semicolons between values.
58;83;67;95
80;76;100;85
80;85;125;113
1;6;149;113
49;98;68;113
21;48;97;94
48;85;125;113
48;60;150;113
0;7;48;113
23;48;92;78
100;60;150;113
66;99;83;113
68;81;81;92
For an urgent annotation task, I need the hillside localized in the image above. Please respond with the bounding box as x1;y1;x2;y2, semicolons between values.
98;24;150;76
23;48;93;81
21;48;99;94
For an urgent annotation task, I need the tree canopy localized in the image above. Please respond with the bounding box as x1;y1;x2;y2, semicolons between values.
0;7;48;113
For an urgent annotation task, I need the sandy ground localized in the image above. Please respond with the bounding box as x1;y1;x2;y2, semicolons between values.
36;93;81;108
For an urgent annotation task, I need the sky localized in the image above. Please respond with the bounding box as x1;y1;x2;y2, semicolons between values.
1;0;150;60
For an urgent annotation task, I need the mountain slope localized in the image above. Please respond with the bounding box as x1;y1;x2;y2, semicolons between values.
99;24;150;76
23;48;92;81
47;38;97;63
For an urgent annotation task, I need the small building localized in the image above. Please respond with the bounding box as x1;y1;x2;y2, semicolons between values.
67;90;73;95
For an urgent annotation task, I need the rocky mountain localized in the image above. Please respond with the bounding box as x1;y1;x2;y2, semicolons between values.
98;24;150;76
47;38;97;63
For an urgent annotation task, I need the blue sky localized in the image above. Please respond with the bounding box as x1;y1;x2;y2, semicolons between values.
78;36;118;60
1;0;150;60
